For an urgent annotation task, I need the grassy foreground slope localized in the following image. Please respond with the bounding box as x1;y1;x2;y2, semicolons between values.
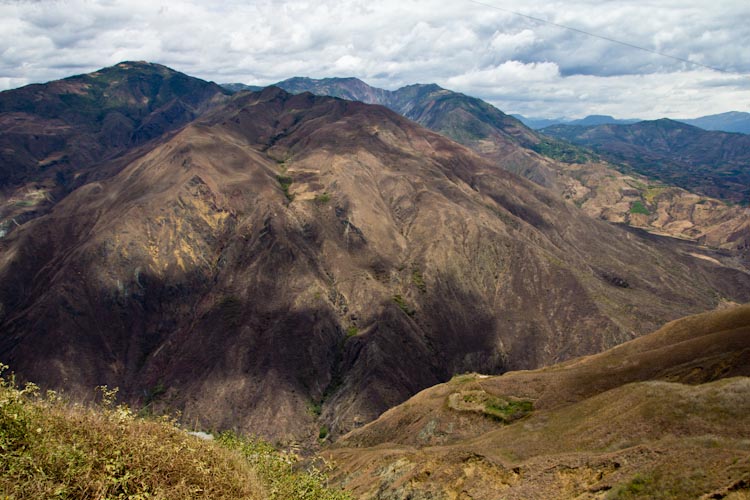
0;369;350;500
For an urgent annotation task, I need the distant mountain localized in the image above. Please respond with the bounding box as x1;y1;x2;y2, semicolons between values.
511;114;565;129
542;119;750;204
515;111;750;134
270;77;750;253
0;61;228;188
274;77;543;153
568;114;640;126
678;111;750;134
273;77;598;187
221;82;264;93
330;304;750;499
3;65;748;445
513;114;639;129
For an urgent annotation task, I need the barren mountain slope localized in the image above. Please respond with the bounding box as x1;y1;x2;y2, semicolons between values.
1;87;749;445
0;62;229;237
268;77;750;253
329;304;750;499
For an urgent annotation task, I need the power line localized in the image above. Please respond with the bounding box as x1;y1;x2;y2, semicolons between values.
467;0;734;74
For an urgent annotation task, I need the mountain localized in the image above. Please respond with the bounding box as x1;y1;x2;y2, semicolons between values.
221;83;264;93
512;114;639;129
542;119;750;204
679;111;750;134
2;66;749;445
267;77;750;254
568;114;639;126
273;77;543;155
511;114;564;129
328;304;750;499
0;61;229;237
515;111;750;134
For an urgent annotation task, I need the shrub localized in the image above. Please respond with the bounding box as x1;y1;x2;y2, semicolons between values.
0;364;351;500
629;200;650;215
276;175;294;201
217;431;351;500
411;268;426;293
314;193;331;204
392;294;415;316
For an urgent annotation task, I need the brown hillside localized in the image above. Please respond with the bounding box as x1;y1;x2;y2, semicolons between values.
0;62;228;239
329;304;750;499
273;77;750;257
1;85;749;444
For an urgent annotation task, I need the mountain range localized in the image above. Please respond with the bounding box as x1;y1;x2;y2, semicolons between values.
542;119;750;205
512;114;640;129
514;111;750;134
2;63;749;449
3;62;750;499
234;76;750;259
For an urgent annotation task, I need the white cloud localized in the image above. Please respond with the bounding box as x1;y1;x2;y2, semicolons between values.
0;0;749;118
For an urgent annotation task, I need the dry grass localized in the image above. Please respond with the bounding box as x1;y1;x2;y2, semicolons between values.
0;365;351;500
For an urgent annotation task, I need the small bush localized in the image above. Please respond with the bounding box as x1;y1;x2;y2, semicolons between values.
276;175;294;201
345;326;359;338
314;193;331;204
392;294;415;316
629;200;650;215
411;268;426;293
308;401;322;417
217;431;351;500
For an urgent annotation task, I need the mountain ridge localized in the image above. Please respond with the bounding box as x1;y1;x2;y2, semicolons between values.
542;118;750;204
251;76;750;255
0;61;230;237
2;65;749;445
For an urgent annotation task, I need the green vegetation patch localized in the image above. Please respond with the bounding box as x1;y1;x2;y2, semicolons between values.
447;389;533;424
345;326;359;338
218;431;350;500
531;138;595;164
411;268;426;293
314;192;331;204
629;200;650;215
392;294;416;316
605;473;655;499
483;398;533;423
307;400;322;417
276;175;294;201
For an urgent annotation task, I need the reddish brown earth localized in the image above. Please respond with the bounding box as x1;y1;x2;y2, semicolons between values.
0;66;749;446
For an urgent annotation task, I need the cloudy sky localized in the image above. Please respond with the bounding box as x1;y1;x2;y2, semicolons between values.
1;0;748;119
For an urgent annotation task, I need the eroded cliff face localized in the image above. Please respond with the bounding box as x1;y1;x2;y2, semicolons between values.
1;85;749;445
